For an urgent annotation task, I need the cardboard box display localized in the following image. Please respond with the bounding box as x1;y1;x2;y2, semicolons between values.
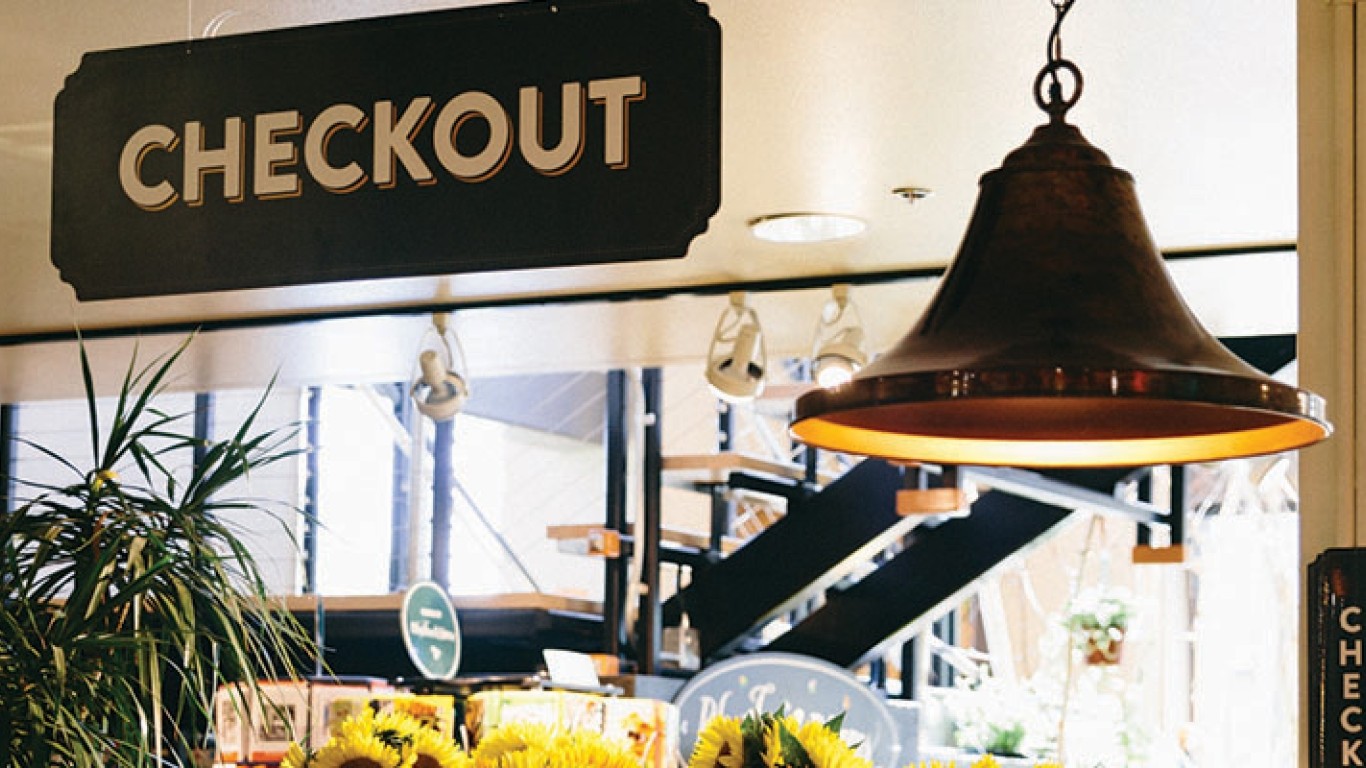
248;681;310;763
465;690;679;768
465;689;605;742
602;697;679;768
328;693;458;739
213;684;252;765
215;678;391;765
310;683;386;746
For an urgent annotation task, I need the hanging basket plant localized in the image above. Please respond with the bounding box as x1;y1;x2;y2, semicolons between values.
1064;592;1130;666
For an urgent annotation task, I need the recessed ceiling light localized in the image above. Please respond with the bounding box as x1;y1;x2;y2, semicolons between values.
747;213;866;244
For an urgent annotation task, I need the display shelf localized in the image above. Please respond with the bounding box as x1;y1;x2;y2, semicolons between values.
283;592;604;679
282;592;602;615
661;452;812;485
545;523;743;557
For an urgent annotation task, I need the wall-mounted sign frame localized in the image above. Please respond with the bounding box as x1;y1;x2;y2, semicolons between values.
51;0;721;300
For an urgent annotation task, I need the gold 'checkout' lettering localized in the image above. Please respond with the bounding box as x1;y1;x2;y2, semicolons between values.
1343;605;1365;766
117;75;646;211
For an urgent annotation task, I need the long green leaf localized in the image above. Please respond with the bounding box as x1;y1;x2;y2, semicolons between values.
3;336;313;767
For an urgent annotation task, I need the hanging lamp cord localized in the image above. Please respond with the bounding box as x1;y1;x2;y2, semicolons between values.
1034;0;1083;122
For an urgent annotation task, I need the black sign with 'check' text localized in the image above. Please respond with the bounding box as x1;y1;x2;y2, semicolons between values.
1311;548;1366;767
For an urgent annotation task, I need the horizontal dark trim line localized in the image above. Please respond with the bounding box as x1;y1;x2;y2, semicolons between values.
0;241;1296;349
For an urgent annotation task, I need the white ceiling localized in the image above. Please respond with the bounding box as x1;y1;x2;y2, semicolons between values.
0;0;1297;400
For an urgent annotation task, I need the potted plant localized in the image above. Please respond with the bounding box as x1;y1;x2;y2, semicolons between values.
0;339;313;767
939;666;1050;765
1064;590;1131;665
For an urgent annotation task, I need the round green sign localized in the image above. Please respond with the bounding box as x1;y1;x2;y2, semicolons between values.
400;581;461;680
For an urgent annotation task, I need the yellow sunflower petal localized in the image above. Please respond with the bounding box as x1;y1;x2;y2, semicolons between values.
280;741;312;768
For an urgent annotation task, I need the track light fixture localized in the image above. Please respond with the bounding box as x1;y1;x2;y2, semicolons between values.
792;0;1330;467
410;313;470;422
705;292;767;403
810;284;869;389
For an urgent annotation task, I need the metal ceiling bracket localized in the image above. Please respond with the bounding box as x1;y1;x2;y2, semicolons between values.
959;465;1167;527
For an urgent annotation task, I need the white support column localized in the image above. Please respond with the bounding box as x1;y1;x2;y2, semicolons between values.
1299;2;1365;764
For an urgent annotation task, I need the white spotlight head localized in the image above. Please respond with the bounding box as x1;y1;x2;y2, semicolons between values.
811;284;870;389
411;349;469;421
813;327;868;388
410;313;471;421
706;292;767;403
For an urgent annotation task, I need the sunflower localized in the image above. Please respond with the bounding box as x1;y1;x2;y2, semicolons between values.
311;729;411;768
483;748;545;768
969;756;1000;768
794;721;871;768
372;708;422;737
337;709;379;741
543;730;641;768
406;724;471;768
760;721;787;768
470;720;553;764
688;715;746;768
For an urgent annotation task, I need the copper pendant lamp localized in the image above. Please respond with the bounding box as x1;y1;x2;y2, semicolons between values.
791;0;1330;468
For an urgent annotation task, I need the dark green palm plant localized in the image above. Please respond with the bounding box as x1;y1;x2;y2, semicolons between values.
0;338;313;767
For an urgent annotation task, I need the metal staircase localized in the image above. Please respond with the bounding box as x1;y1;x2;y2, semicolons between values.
765;489;1073;667
661;458;912;659
659;460;1139;668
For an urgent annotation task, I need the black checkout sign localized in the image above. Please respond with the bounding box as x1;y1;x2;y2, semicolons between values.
50;0;720;300
1311;549;1366;766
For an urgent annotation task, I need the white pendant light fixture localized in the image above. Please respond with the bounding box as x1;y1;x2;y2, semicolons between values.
410;313;470;422
705;292;767;403
810;284;870;389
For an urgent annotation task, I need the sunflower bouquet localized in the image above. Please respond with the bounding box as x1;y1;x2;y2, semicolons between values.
906;759;1062;768
280;709;465;768
469;722;642;768
282;710;644;768
687;709;871;768
685;709;1068;768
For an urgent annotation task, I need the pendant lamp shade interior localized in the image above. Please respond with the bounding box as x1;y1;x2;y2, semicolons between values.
791;3;1329;468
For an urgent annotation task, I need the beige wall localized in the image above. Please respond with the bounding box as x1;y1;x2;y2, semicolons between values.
1298;2;1364;764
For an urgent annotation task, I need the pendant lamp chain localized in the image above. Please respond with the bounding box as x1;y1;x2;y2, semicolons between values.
1037;0;1082;123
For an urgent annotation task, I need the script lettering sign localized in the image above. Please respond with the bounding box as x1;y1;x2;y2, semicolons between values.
401;581;461;681
672;652;903;767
